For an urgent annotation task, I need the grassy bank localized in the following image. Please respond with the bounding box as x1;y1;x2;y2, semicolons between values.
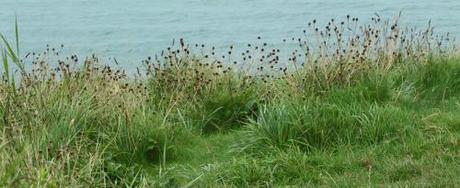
1;16;459;187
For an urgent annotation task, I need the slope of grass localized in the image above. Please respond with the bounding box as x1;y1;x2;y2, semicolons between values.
1;55;458;187
1;16;459;187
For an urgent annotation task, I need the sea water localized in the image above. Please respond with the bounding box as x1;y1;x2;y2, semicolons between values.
1;0;459;66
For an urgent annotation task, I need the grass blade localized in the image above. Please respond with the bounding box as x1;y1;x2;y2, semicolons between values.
0;34;25;75
15;16;20;56
2;49;9;83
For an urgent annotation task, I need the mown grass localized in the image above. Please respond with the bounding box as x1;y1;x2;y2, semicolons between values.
1;15;459;187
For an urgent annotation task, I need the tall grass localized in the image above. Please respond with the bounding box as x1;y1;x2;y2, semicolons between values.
1;15;459;187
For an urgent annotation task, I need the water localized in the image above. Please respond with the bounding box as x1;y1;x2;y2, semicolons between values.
1;0;459;65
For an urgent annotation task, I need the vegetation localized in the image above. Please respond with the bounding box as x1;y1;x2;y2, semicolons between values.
1;15;459;187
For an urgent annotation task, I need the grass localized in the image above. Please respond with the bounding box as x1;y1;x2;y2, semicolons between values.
1;15;459;187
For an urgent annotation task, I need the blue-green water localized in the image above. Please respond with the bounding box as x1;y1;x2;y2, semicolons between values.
1;0;459;64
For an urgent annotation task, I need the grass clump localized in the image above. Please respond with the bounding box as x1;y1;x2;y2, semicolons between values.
414;57;460;100
242;97;418;152
194;80;257;133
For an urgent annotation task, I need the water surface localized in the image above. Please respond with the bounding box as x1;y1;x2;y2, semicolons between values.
1;0;459;65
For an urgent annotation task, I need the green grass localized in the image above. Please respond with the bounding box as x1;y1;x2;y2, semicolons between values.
1;55;458;187
1;18;460;187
